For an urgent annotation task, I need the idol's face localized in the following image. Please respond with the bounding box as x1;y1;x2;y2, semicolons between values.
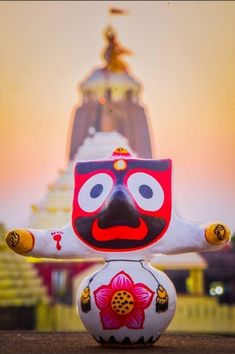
72;157;172;252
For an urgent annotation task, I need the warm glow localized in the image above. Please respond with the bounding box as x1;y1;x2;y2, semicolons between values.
98;96;106;105
0;2;234;232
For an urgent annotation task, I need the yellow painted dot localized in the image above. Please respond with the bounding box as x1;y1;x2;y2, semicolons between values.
114;159;127;171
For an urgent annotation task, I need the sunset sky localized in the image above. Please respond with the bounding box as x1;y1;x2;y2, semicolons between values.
0;1;234;233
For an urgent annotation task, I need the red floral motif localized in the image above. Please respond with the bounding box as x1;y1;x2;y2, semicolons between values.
94;271;154;330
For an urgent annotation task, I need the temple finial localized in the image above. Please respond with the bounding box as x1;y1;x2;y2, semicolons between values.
102;25;132;73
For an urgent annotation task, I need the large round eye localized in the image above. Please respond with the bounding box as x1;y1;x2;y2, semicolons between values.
78;173;113;212
127;172;164;211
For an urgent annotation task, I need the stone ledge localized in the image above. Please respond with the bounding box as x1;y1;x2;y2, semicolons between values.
0;331;235;354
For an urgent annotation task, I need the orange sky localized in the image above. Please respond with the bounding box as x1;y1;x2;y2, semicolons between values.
0;1;234;232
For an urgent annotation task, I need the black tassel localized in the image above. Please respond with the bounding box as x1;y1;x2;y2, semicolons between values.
80;286;91;313
156;284;168;313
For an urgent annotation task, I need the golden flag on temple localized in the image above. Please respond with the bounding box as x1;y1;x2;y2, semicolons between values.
109;7;129;16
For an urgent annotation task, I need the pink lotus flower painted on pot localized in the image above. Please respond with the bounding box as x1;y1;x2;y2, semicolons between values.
94;271;154;330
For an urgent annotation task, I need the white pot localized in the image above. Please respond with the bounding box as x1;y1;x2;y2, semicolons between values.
77;260;176;347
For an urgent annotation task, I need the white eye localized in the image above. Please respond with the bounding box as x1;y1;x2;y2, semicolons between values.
127;172;164;211
78;173;113;212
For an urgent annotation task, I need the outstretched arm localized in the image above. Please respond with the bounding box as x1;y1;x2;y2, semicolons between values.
153;212;231;255
6;223;92;259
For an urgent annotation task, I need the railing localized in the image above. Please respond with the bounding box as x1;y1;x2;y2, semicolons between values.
168;295;235;334
36;295;235;334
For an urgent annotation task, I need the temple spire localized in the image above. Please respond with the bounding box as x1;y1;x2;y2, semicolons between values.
102;25;132;73
69;22;153;161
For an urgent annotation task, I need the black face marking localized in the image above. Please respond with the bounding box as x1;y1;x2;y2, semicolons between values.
75;159;170;174
98;188;140;228
73;214;166;250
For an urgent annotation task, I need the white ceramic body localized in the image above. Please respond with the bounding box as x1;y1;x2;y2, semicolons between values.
77;260;176;346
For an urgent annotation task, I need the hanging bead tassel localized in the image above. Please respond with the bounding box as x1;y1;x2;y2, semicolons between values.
80;286;91;313
156;284;168;313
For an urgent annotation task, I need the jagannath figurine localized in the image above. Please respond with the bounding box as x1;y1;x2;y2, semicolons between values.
6;147;230;346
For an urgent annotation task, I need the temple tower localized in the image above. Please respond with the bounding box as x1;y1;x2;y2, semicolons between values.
68;25;153;161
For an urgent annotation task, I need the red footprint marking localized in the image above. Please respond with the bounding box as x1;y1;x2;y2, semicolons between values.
52;233;62;250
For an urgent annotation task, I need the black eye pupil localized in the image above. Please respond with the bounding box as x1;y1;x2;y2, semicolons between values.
90;184;103;198
139;184;153;199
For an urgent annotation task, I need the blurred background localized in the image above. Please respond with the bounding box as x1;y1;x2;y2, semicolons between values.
0;1;234;333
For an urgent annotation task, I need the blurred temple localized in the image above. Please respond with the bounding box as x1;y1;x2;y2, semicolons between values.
29;131;135;229
68;25;153;161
